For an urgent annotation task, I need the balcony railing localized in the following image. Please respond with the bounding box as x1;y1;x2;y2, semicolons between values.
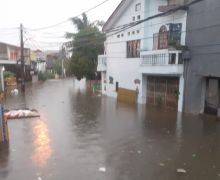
140;49;183;75
141;50;183;66
97;55;107;72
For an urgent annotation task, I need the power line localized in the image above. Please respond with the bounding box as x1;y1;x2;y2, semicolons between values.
26;0;112;31
10;0;205;51
106;0;204;36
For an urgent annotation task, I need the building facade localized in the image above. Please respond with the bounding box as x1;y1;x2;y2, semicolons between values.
0;42;31;80
30;50;46;74
184;0;220;116
98;0;189;112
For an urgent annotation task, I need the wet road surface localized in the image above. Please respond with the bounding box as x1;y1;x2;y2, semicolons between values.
1;79;220;180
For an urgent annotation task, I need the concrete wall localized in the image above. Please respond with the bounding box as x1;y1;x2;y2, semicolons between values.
184;0;220;113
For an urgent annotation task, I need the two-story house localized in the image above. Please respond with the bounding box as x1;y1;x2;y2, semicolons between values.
0;42;31;80
98;0;190;112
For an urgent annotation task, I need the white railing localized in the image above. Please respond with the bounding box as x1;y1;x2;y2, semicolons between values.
97;55;107;71
140;49;183;66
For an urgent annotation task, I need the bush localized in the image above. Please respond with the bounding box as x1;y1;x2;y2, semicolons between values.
38;72;55;81
38;72;47;81
4;71;15;78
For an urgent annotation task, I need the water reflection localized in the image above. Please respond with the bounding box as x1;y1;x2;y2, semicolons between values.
32;120;52;168
0;143;10;179
70;88;101;137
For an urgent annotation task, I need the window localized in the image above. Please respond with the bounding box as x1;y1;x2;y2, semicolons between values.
117;34;120;38
10;52;17;60
128;32;130;36
135;3;141;11
133;16;135;21
137;30;140;34
121;33;124;37
116;82;119;92
127;40;140;58
153;24;182;50
132;31;135;35
109;76;113;84
158;25;168;49
137;15;141;20
169;23;182;46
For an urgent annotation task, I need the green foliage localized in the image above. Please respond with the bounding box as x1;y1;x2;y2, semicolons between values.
168;40;189;51
156;96;163;107
53;59;62;75
174;90;180;100
65;13;105;80
4;71;15;78
38;72;55;81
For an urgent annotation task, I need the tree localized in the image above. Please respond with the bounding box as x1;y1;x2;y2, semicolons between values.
64;13;105;80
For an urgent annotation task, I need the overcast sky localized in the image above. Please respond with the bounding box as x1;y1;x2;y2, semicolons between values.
0;0;121;50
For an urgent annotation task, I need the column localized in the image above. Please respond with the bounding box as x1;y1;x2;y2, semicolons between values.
178;75;184;112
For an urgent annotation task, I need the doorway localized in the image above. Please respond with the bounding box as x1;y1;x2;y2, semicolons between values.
204;78;220;115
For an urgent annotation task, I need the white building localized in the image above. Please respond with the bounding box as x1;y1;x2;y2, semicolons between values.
98;0;188;112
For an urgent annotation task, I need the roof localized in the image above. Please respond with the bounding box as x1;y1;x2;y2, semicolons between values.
103;0;132;32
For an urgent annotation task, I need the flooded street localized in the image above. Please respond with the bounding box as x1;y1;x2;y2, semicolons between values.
0;79;220;180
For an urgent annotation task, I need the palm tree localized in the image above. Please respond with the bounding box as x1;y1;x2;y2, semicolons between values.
63;13;105;80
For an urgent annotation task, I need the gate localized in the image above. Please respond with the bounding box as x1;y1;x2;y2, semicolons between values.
147;76;179;110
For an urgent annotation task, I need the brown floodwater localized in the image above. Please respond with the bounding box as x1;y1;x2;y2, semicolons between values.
0;78;220;180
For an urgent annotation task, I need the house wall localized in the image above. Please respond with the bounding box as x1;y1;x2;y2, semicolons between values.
143;0;187;51
103;0;187;110
105;0;145;102
184;0;220;113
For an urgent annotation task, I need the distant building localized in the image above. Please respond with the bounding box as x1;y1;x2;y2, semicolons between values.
30;50;46;74
46;51;60;72
0;42;31;80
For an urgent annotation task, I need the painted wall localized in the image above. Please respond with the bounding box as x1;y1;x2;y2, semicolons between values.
103;0;187;109
104;0;145;101
184;0;220;113
143;0;187;51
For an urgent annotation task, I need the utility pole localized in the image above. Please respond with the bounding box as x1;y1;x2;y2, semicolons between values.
20;24;25;92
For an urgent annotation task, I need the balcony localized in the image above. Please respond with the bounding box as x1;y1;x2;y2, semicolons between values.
97;55;107;72
140;49;184;75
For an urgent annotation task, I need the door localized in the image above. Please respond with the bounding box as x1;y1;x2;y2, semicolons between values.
205;79;219;115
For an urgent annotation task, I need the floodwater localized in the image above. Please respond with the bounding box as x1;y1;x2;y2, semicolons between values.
0;79;220;180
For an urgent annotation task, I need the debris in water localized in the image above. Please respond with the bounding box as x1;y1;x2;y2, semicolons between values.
192;154;197;158
137;150;142;154
99;167;106;172
10;89;18;95
177;168;187;174
5;109;40;119
159;163;165;167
